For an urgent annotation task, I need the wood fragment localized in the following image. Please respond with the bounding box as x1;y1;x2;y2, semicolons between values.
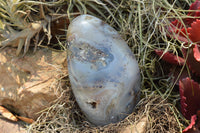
0;105;18;121
16;116;35;124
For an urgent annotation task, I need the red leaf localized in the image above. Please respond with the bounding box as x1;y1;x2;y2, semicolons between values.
193;44;200;62
179;77;200;120
183;114;197;133
185;0;200;26
167;20;189;43
182;47;200;75
155;49;185;65
188;19;200;43
188;0;200;17
171;19;184;29
183;110;200;133
169;67;190;86
166;1;200;43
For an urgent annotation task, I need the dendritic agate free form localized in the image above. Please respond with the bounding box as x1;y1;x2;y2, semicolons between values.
67;14;141;126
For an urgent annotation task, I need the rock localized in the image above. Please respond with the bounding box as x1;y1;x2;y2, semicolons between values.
0;118;26;133
0;48;67;120
67;14;141;126
121;117;147;133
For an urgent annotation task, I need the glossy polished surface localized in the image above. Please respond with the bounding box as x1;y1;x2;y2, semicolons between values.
67;14;141;126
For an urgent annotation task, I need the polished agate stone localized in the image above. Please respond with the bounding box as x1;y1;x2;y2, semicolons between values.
67;14;141;126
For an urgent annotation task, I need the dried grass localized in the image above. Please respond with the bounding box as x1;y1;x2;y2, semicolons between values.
27;89;182;133
0;0;195;132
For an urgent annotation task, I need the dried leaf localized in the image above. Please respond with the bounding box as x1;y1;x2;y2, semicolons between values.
0;105;17;121
155;49;185;65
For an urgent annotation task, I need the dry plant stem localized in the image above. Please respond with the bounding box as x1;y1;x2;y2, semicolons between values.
0;0;57;55
0;21;45;56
